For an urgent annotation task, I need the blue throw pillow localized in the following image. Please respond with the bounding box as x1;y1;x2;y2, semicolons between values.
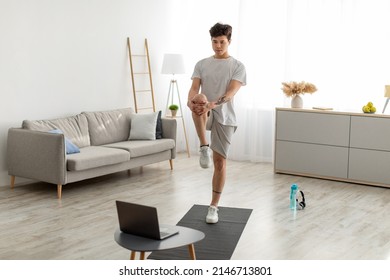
49;129;80;154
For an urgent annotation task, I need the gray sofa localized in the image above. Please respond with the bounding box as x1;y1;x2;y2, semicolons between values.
7;108;177;199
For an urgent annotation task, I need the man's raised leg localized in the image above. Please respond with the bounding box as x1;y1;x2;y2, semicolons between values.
192;112;212;169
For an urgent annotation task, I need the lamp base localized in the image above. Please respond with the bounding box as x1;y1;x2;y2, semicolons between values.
382;98;390;114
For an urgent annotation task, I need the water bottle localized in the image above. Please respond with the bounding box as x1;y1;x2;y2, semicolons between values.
290;184;298;209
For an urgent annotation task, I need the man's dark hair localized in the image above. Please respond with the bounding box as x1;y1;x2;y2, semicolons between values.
209;23;232;41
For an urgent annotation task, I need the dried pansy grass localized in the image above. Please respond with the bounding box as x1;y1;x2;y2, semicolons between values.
281;81;317;97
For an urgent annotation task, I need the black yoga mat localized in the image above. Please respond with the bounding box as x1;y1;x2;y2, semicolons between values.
148;204;252;260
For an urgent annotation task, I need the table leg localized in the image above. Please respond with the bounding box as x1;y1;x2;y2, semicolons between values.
188;244;196;260
130;251;146;260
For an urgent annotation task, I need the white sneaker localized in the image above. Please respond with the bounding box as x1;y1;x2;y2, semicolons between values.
206;205;219;224
199;145;212;169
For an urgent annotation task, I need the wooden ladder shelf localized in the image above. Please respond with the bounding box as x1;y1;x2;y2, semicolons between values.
127;38;156;113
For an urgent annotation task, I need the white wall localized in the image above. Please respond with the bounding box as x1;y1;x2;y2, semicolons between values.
0;0;180;187
0;0;241;187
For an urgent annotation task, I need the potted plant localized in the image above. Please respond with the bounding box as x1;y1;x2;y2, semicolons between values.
169;104;179;117
281;81;317;108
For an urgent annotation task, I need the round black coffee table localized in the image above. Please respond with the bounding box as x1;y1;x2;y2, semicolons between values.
114;226;205;260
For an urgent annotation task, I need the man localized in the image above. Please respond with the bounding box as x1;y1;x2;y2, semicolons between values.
187;22;246;223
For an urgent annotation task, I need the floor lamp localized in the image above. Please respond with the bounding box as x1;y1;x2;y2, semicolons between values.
161;53;190;157
383;85;390;114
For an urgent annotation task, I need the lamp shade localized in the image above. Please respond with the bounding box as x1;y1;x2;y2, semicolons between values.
385;85;390;97
161;54;185;75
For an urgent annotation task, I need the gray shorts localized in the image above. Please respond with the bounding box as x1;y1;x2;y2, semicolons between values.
206;110;236;158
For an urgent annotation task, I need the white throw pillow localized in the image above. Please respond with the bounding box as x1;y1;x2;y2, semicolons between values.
129;112;159;140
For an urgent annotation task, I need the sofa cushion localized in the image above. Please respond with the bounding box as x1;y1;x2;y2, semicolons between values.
66;146;130;171
129;111;159;140
22;114;90;148
83;108;133;146
104;139;175;158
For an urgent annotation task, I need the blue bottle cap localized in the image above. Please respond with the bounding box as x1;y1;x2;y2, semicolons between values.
291;184;298;190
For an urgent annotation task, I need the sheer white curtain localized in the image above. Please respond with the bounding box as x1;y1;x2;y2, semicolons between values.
230;0;390;162
178;0;390;162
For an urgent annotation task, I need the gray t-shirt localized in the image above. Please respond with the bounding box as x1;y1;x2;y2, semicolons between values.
191;56;246;126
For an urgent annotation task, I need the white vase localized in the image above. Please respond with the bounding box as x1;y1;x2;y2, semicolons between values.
291;95;303;108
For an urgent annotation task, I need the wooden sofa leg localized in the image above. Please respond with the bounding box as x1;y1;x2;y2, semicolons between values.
169;159;173;170
57;184;62;199
10;175;15;188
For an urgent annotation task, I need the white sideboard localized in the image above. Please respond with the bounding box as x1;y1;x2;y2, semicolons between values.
274;108;390;188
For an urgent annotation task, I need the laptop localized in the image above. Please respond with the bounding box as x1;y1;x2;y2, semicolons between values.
116;200;179;240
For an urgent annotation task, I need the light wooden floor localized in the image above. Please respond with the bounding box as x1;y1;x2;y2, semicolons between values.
1;153;389;260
